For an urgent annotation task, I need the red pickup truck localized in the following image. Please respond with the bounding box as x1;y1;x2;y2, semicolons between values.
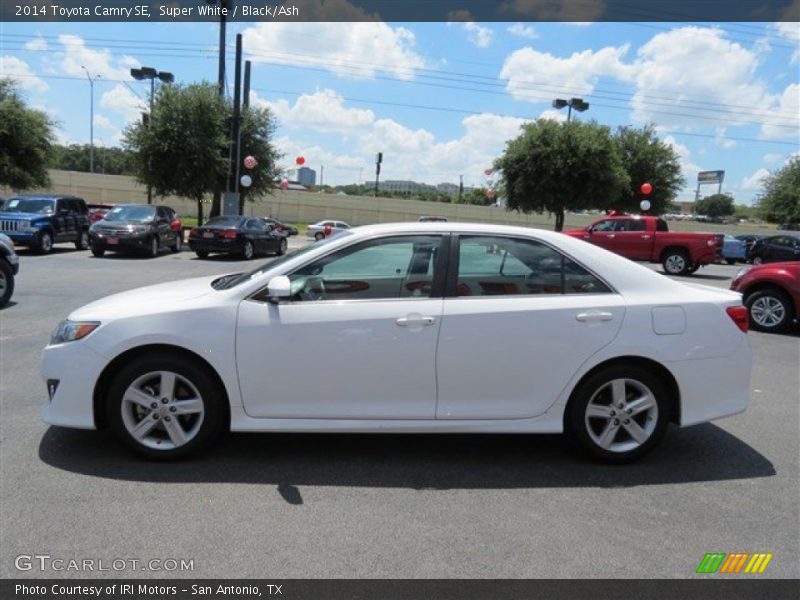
564;215;722;276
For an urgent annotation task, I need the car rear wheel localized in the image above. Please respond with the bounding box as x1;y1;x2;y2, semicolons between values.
276;237;288;256
567;365;670;463
662;250;690;276
746;288;794;333
75;230;90;250
36;231;53;254
0;260;14;308
106;354;227;459
242;240;254;260
314;232;325;241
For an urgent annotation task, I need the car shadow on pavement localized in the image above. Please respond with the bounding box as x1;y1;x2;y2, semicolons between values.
681;273;732;281
39;423;774;504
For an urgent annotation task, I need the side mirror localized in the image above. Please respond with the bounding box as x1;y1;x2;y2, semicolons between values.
266;275;291;303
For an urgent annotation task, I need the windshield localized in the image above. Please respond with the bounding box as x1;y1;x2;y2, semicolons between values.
2;197;55;214
104;205;156;222
215;232;352;290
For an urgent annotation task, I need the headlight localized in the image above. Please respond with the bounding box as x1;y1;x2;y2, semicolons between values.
50;320;100;345
20;220;36;232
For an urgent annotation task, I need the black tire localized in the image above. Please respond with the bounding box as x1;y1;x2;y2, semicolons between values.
242;240;254;260
105;353;227;460
0;260;14;308
171;233;182;253
725;258;737;265
314;232;325;241
745;288;794;333
90;246;105;258
566;364;670;464
195;250;209;259
752;255;764;265
75;230;90;250
276;237;288;256
687;263;700;274
36;231;53;254
148;236;159;258
662;249;691;276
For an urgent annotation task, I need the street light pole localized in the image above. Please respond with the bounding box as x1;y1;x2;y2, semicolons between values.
552;97;590;123
80;66;96;173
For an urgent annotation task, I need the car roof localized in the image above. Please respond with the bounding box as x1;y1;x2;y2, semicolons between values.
7;194;81;200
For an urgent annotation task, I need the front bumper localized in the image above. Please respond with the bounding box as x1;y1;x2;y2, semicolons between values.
40;340;106;430
2;231;38;246
89;231;151;253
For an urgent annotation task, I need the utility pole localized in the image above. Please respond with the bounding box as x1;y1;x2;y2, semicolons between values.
375;152;383;197
209;0;228;218
320;165;324;189
229;34;243;205
243;60;251;109
80;66;96;173
458;174;464;204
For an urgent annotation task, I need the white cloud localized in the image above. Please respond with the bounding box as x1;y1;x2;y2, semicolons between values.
461;22;494;48
100;84;146;125
252;89;375;135
507;23;538;40
741;168;770;191
93;114;114;129
760;83;799;140
714;128;736;149
52;34;139;80
664;135;703;197
763;153;782;164
500;45;634;102
536;109;567;122
24;35;48;51
775;19;799;63
241;22;425;80
0;56;48;92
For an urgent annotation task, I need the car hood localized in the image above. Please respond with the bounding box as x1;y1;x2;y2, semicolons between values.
0;211;41;220
70;275;219;321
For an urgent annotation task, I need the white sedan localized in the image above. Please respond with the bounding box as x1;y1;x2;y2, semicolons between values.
306;220;349;241
41;223;752;462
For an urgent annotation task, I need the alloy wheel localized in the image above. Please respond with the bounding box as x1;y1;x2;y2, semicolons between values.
40;233;52;252
244;241;254;259
750;296;786;328
584;378;658;453
120;371;205;450
664;254;685;274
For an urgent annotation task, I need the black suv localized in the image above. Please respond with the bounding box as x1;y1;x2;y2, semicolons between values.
0;195;90;253
89;204;182;257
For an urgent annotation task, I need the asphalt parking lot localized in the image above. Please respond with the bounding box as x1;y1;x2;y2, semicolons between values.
0;241;798;579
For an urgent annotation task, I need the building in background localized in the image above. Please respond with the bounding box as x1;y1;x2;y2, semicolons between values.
296;167;317;187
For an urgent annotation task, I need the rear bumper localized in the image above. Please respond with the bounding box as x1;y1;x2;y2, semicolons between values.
668;336;752;426
188;238;245;254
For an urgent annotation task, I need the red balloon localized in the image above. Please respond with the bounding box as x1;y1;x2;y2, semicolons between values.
295;156;306;166
484;168;493;176
640;182;653;195
280;178;289;190
486;187;497;199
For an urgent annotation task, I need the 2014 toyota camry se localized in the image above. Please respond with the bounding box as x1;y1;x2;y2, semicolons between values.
41;223;753;462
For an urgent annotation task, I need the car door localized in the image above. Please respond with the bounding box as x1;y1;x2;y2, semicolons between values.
245;218;270;253
53;199;71;240
609;219;652;260
236;234;447;419
436;234;625;420
585;219;618;251
155;207;171;244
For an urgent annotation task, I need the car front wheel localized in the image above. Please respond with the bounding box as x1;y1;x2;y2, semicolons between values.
36;231;53;254
148;236;159;258
106;354;227;459
0;260;14;307
746;288;794;332
567;365;670;463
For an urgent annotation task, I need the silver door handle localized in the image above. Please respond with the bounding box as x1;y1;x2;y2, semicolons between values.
396;316;436;327
607;234;615;238
575;311;614;322
641;235;651;240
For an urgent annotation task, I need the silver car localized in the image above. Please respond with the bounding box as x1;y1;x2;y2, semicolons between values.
307;220;350;241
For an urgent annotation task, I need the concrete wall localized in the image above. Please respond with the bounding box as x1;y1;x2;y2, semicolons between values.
2;170;556;227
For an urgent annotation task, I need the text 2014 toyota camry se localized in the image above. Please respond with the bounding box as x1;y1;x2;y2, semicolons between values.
41;223;753;462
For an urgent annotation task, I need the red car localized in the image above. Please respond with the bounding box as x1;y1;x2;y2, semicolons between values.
564;215;722;276
730;262;800;332
87;203;116;223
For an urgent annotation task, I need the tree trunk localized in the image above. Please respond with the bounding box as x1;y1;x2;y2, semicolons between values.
554;208;565;232
210;190;221;218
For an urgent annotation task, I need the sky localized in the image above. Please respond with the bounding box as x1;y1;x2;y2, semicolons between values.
1;19;798;204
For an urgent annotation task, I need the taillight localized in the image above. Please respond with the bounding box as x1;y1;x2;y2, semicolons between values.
170;219;181;231
726;306;749;333
189;228;199;237
221;229;237;239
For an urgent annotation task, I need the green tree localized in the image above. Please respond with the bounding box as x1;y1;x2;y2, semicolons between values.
123;82;229;223
613;124;684;214
495;120;629;231
694;193;736;219
0;78;55;190
49;143;136;175
757;157;800;225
